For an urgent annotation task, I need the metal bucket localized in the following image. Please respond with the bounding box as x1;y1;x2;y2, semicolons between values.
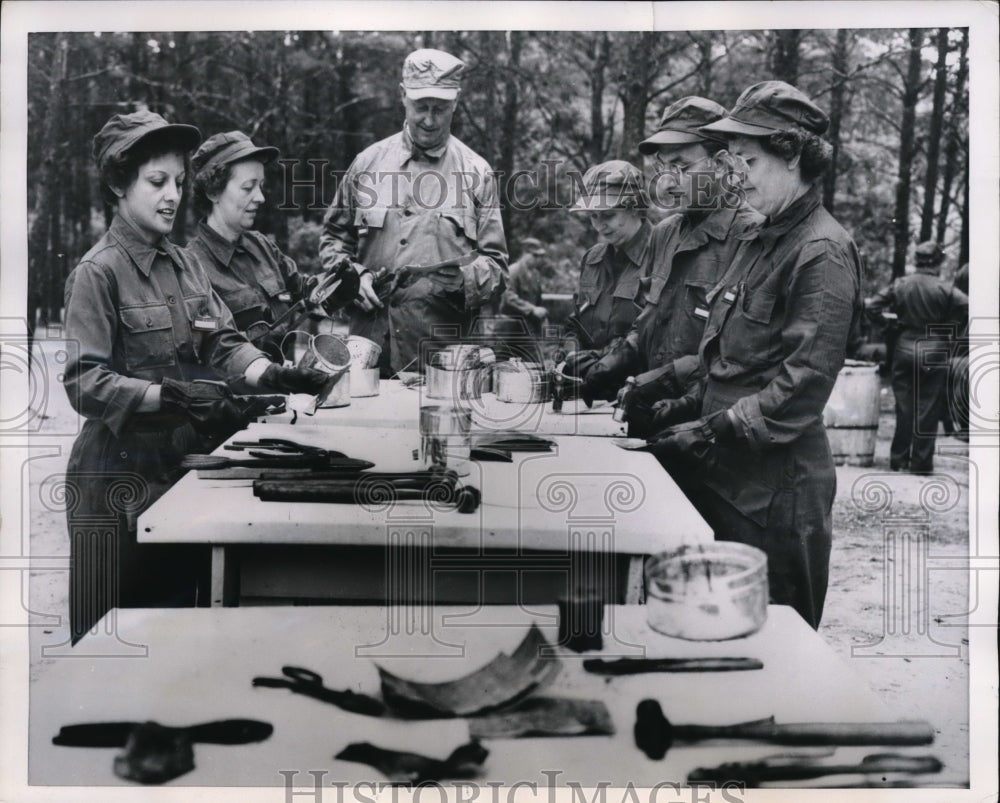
645;543;768;641
419;405;472;476
346;335;382;369
296;332;351;408
494;359;549;404
350;365;380;397
823;359;880;467
425;365;482;403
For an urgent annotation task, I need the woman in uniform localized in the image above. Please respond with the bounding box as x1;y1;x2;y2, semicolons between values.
63;111;328;643
186;131;316;363
560;160;652;378
648;82;863;629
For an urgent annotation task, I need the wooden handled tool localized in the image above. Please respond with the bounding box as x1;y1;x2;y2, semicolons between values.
634;699;935;760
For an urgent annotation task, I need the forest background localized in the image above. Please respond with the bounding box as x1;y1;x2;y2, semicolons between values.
26;27;970;330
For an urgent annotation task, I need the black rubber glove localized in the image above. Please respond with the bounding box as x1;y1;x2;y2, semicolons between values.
649;394;702;431
258;363;333;395
581;347;634;406
647;411;737;482
561;349;601;379
160;378;249;438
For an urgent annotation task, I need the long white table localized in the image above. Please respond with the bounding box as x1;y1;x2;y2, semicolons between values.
266;379;627;437
32;605;918;788
138;422;711;606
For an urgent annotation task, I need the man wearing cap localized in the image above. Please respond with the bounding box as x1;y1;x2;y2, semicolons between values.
319;48;507;374
500;236;550;337
561;160;652;377
576;97;762;432
866;241;968;473
186;130;316;363
646;81;863;629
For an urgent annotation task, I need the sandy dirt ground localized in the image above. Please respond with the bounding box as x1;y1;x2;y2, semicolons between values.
18;337;974;787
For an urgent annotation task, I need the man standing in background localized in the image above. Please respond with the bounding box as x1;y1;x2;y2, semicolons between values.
867;241;969;473
318;48;508;374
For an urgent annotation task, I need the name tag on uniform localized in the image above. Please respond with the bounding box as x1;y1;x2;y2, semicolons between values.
358;226;369;237
277;292;292;303
193;315;220;332
694;306;710;319
723;290;737;303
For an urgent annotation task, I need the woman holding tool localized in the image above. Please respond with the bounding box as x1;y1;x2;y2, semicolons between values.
560;160;652;379
62;111;330;643
186;131;320;363
647;82;863;628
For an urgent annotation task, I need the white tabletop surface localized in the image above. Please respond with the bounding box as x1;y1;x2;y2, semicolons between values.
267;379;627;437
139;422;711;554
31;605;906;787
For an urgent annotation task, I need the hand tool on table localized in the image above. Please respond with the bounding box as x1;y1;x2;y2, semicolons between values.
186;438;375;476
687;752;943;787
53;719;274;784
252;666;385;716
336;740;488;785
633;699;935;760
468;697;614;739
253;478;482;513
52;719;273;747
583;656;763;675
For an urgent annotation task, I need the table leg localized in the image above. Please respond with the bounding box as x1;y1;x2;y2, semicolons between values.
625;556;646;604
210;546;238;607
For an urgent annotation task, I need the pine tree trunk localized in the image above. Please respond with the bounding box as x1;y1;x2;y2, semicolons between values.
620;32;653;164
919;28;950;242
770;30;802;85
891;29;924;280
589;33;610;164
498;31;523;238
936;28;968;244
823;29;850;211
27;34;69;334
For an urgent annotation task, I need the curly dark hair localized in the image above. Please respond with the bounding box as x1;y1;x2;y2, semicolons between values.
760;125;833;181
191;160;235;215
98;129;192;208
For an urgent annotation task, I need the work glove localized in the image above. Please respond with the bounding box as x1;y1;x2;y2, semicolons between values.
646;412;736;482
258;363;333;396
160;378;250;438
581;347;635;406
561;350;601;379
648;394;702;432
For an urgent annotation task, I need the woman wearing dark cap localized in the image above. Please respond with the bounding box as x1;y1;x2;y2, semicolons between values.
648;81;864;629
186;132;316;363
561;160;652;377
63;111;330;643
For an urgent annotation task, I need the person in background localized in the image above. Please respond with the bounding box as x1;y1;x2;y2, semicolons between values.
62;111;330;643
186;131;317;364
561;160;652;378
648;82;864;629
866;241;969;472
500;236;550;336
576;97;762;434
318;48;508;375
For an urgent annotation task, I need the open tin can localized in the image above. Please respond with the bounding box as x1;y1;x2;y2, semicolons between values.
645;543;768;640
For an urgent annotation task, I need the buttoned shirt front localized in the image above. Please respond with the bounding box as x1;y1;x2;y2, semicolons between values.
574;219;652;351
63;215;264;438
186;220;306;351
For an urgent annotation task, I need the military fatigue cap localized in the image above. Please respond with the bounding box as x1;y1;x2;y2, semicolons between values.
521;237;546;255
402;48;465;100
915;240;944;267
193;131;279;181
93;109;201;171
639;96;729;154
571;160;648;212
700;80;829;137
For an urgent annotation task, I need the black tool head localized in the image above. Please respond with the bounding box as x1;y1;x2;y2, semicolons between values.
455;486;481;514
634;698;671;760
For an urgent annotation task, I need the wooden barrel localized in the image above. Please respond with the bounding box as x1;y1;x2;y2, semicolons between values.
823;360;881;466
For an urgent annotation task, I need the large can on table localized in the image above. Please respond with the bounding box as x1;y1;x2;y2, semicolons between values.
822;359;881;466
